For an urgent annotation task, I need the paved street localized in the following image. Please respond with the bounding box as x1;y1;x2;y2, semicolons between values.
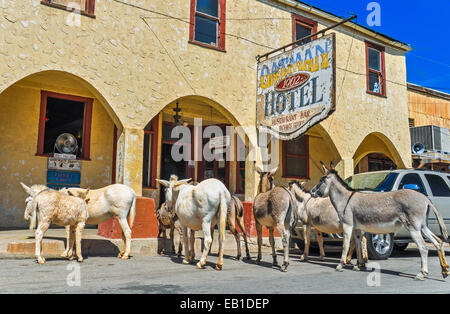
1;246;449;294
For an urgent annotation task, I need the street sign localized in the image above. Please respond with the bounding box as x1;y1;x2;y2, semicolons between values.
47;170;81;186
256;33;336;140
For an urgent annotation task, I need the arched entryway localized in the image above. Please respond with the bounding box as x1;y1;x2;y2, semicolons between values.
0;71;122;228
352;132;405;175
141;96;248;206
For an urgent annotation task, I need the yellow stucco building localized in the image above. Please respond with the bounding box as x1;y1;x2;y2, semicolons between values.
0;0;412;228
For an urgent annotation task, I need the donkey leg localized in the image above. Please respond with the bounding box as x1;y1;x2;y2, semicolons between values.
61;225;71;258
352;231;364;271
277;222;290;272
189;229;196;263
410;229;429;280
75;223;85;263
229;220;241;260
256;221;263;264
236;214;251;260
337;224;353;272
170;225;175;255
197;223;212;269
181;226;190;264
300;225;311;262
175;222;183;258
316;229;325;260
269;227;278;266
35;222;50;264
117;217;132;260
422;226;449;278
67;226;76;260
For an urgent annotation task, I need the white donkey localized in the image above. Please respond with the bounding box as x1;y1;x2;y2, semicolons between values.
60;184;136;260
22;186;89;264
157;175;230;270
311;162;449;280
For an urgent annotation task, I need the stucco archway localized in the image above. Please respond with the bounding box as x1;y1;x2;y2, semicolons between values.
0;70;121;228
353;132;406;170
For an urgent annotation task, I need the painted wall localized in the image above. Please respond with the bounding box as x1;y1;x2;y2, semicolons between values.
0;81;114;228
0;0;412;221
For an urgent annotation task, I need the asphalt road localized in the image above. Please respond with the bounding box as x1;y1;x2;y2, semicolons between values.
0;246;449;294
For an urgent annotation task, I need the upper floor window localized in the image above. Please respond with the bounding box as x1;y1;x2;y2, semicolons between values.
41;0;95;17
366;42;386;96
292;14;317;43
189;0;226;51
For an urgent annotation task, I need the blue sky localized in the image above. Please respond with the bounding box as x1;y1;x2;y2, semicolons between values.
297;0;450;93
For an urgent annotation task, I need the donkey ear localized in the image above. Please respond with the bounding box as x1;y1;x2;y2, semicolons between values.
320;161;329;175
175;178;191;186
329;161;335;170
301;181;307;188
156;179;170;187
269;167;278;177
20;182;32;195
255;163;264;174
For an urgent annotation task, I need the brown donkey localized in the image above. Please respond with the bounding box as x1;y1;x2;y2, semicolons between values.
156;202;183;256
253;166;298;272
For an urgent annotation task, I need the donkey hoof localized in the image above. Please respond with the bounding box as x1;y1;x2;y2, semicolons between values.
121;255;129;260
442;270;449;279
299;255;306;262
414;273;426;281
352;265;360;271
77;258;84;263
37;258;46;264
319;255;325;261
61;251;69;258
215;264;223;271
117;252;124;258
182;259;190;265
335;264;344;272
245;256;251;261
256;259;261;265
196;262;205;269
281;265;288;272
236;255;241;261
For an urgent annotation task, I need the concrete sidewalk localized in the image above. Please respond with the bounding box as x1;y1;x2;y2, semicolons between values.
0;228;282;260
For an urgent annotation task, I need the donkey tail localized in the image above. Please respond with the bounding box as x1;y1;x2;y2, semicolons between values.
429;203;448;242
128;193;137;229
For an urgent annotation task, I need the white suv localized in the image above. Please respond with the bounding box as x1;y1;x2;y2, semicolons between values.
292;169;450;260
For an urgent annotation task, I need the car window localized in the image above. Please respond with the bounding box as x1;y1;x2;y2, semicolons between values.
425;174;450;197
398;173;427;195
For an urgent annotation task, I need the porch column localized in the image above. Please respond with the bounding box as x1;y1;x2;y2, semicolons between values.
115;128;144;196
335;157;354;180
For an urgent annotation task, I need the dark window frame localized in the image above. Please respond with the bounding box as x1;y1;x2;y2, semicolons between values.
292;13;318;43
189;0;226;52
365;41;386;97
143;114;160;189
282;135;310;179
41;0;96;18
36;90;93;160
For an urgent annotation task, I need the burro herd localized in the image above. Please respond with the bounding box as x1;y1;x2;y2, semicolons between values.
19;161;448;281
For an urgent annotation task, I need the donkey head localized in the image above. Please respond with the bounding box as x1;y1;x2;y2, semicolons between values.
289;180;309;212
255;164;277;193
311;161;335;198
156;175;192;211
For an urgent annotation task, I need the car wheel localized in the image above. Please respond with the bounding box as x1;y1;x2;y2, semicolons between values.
393;243;409;251
366;233;394;260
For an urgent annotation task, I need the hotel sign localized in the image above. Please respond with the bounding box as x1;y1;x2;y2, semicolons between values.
256;33;336;140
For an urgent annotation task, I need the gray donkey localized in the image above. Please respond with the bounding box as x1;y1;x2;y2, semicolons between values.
253;165;298;272
289;180;368;268
311;162;449;280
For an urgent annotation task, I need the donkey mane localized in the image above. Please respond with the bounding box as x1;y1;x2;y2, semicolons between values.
288;180;310;193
